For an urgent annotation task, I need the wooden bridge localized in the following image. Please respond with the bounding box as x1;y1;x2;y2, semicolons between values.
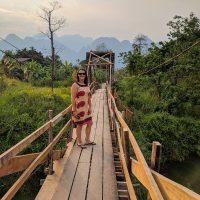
0;51;200;200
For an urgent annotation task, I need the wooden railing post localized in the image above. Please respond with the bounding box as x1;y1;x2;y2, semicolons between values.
121;111;125;153
48;110;53;175
111;101;115;132
67;120;73;145
121;111;125;120
123;128;131;173
147;141;162;200
150;141;162;172
121;111;131;173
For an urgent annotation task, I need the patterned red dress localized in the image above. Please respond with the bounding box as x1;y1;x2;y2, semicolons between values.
71;82;92;126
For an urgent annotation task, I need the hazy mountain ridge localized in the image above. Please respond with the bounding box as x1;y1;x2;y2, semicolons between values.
0;34;153;67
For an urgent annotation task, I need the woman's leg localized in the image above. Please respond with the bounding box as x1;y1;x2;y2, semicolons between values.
76;124;83;144
85;122;93;143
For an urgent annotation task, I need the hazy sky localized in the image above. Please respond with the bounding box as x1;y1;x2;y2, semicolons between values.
0;0;200;42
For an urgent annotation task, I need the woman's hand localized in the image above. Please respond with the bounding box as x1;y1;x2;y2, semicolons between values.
72;110;79;119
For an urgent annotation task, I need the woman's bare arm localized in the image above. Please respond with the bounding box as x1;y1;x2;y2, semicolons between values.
71;83;78;112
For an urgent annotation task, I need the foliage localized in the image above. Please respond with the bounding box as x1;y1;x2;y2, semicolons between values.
0;77;7;93
93;68;107;83
1;48;74;87
0;78;71;199
0;78;70;154
116;13;200;163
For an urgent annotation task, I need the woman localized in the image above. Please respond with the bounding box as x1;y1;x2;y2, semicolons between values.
71;68;96;148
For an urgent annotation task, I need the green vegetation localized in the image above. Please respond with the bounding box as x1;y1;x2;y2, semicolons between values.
116;13;200;163
1;47;74;87
0;77;71;199
0;77;71;153
0;43;76;199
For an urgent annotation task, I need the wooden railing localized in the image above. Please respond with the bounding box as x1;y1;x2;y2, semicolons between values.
0;82;96;200
107;84;200;200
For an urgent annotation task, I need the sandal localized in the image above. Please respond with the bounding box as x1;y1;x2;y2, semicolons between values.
77;143;87;149
85;141;96;145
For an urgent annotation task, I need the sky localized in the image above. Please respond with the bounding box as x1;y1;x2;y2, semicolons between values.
0;0;200;42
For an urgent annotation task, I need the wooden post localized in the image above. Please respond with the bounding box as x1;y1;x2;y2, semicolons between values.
147;141;162;200
109;64;112;86
48;110;53;175
123;128;131;173
110;100;114;131
67;121;73;144
150;141;162;172
121;111;125;120
112;101;116;133
121;111;125;148
89;65;92;84
108;64;110;85
121;111;131;172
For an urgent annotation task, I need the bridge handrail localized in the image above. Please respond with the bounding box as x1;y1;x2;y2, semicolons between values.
0;105;71;169
107;85;200;200
1;120;71;200
131;158;200;200
115;121;137;200
107;85;164;200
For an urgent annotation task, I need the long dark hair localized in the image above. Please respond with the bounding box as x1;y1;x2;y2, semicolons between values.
76;68;88;85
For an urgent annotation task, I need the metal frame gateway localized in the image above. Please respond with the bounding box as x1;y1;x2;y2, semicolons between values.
85;51;115;86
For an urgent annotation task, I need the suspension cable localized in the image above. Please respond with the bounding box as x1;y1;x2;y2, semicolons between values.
139;39;200;75
0;36;20;50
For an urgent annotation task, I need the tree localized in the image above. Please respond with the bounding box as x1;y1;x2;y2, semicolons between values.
39;1;65;92
167;13;200;41
120;35;148;75
133;34;148;54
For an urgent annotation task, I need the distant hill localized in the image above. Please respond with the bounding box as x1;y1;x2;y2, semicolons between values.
0;34;153;67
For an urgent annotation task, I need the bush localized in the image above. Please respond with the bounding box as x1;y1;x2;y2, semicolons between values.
139;112;200;162
0;79;71;199
0;77;7;93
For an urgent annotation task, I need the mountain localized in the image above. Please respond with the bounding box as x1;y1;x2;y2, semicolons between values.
0;34;153;67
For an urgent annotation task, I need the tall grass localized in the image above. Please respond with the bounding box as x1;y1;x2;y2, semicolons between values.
0;77;71;199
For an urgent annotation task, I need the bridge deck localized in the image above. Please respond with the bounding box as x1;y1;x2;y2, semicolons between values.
36;88;118;200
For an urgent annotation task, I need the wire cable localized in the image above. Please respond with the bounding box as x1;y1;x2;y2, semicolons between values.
139;40;200;75
0;36;20;50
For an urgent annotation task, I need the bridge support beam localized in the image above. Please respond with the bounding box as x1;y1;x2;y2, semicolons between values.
48;110;54;175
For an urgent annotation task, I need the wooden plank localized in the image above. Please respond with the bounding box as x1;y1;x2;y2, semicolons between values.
69;91;101;199
36;130;77;200
103;90;118;200
87;90;104;200
69;163;90;200
50;145;81;200
0;150;66;177
51;105;72;126
131;158;200;200
90;52;113;65
2;120;71;200
88;52;111;64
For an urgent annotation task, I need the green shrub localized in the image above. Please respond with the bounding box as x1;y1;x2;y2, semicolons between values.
0;77;7;93
139;112;200;162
